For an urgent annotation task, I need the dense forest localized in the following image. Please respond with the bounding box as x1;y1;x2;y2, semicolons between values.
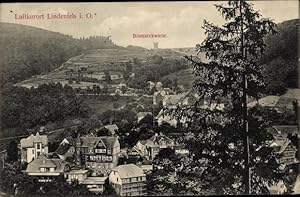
0;83;90;131
0;23;119;86
262;19;298;94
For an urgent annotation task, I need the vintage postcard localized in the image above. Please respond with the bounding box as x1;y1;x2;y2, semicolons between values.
0;1;299;196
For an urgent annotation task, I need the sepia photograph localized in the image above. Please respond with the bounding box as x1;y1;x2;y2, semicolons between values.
0;0;299;196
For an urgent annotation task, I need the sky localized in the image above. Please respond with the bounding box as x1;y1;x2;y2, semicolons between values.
1;1;298;49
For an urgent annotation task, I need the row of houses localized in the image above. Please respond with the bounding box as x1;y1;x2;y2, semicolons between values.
17;122;299;195
153;89;226;127
19;132;148;196
18;130;184;196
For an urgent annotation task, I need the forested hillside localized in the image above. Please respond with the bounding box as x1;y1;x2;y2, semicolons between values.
0;23;119;86
263;19;298;94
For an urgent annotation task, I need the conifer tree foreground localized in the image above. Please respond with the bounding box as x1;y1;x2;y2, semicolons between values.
180;0;285;194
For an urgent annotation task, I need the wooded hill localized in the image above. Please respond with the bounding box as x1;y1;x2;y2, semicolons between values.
263;19;298;94
0;22;120;86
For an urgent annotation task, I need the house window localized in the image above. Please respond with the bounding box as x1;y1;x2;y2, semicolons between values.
32;149;34;154
37;143;41;149
117;178;119;182
37;152;40;156
108;149;111;154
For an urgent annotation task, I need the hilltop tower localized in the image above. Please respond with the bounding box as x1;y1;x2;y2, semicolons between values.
153;42;159;50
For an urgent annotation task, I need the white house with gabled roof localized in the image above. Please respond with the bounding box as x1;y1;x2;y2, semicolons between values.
109;164;146;196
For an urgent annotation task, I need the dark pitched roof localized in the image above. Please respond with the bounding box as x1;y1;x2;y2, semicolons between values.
80;137;101;148
80;136;118;149
59;136;118;150
55;143;73;155
268;125;299;136
100;137;118;150
270;139;296;154
141;134;174;147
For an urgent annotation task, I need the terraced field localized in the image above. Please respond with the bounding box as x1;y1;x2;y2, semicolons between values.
15;47;192;89
62;48;186;71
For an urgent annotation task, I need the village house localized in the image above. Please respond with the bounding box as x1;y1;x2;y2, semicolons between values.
55;135;121;176
155;91;199;127
81;176;107;194
135;133;175;160
55;137;76;161
126;146;147;162
269;138;298;167
148;81;155;91
153;91;165;105
247;88;300;113
156;109;190;127
109;164;147;196
267;125;299;140
64;169;108;194
104;124;119;135
20;132;48;163
155;82;163;92
65;169;89;183
77;136;120;176
163;88;173;95
267;125;299;168
162;92;189;107
26;154;70;182
137;112;152;123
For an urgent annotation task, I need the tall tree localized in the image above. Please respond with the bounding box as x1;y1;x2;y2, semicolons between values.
182;0;282;194
7;140;18;162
